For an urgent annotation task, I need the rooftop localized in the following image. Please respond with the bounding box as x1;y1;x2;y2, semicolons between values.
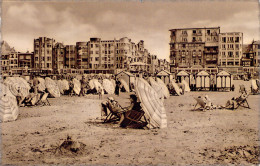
169;27;220;31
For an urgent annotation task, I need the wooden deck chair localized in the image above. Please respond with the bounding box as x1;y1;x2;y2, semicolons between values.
40;93;50;106
103;100;126;123
193;97;207;111
235;94;250;109
119;110;148;129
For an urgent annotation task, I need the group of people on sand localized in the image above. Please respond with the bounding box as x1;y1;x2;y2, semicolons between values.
195;86;250;111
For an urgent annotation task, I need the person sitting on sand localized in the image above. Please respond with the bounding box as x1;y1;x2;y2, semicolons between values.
225;91;248;109
127;94;142;112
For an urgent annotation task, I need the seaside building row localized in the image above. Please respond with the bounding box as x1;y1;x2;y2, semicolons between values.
169;27;260;77
1;37;169;76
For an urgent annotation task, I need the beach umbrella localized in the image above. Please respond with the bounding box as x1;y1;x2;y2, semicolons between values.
36;77;46;92
57;79;69;95
148;77;164;100
4;77;30;98
0;83;19;122
181;80;190;92
73;78;81;95
45;77;60;98
102;79;115;94
156;78;170;99
135;78;167;129
119;79;130;92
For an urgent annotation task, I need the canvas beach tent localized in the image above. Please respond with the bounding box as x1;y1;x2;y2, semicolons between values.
102;79;115;94
45;77;61;98
216;71;232;91
72;78;81;95
0;83;19;122
177;70;190;85
196;71;210;90
148;77;164;100
4;77;30;98
156;77;170;99
135;78;167;129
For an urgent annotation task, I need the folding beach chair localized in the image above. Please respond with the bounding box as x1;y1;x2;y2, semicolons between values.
39;93;51;106
103;99;126;123
119;109;148;129
235;93;250;109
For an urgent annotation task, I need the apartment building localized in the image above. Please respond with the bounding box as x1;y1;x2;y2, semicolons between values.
18;52;34;68
76;42;89;69
65;45;77;69
9;52;19;70
169;27;220;73
34;37;55;70
219;32;243;67
53;43;65;73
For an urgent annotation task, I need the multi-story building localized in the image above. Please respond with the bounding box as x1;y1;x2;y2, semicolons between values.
18;52;34;68
219;32;243;66
8;52;19;70
53;43;65;73
34;37;55;70
169;27;220;73
76;42;89;69
65;45;76;69
1;54;9;74
241;40;260;76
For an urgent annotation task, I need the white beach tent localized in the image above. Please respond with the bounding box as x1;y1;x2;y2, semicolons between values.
135;78;167;129
0;83;19;122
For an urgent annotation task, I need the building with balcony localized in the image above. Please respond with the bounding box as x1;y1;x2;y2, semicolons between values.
76;42;89;69
53;43;65;73
18;52;34;68
34;37;55;70
65;45;77;69
169;27;220;73
218;32;243;75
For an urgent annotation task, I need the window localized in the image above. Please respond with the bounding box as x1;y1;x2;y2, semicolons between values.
228;52;233;58
95;44;99;47
222;37;226;42
207;30;210;34
192;37;196;42
235;37;239;42
95;57;99;61
193;30;196;34
96;51;99;54
235;52;239;57
91;44;93;48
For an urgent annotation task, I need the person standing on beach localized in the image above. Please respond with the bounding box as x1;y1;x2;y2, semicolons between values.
115;78;121;96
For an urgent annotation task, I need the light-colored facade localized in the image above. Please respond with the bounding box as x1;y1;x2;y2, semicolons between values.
34;37;55;70
169;27;220;73
219;32;243;67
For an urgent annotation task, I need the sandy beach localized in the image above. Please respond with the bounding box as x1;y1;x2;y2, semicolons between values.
1;80;259;165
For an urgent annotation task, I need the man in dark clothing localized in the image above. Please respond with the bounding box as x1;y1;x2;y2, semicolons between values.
115;79;121;96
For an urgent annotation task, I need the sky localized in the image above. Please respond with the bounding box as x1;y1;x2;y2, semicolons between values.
1;0;260;60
